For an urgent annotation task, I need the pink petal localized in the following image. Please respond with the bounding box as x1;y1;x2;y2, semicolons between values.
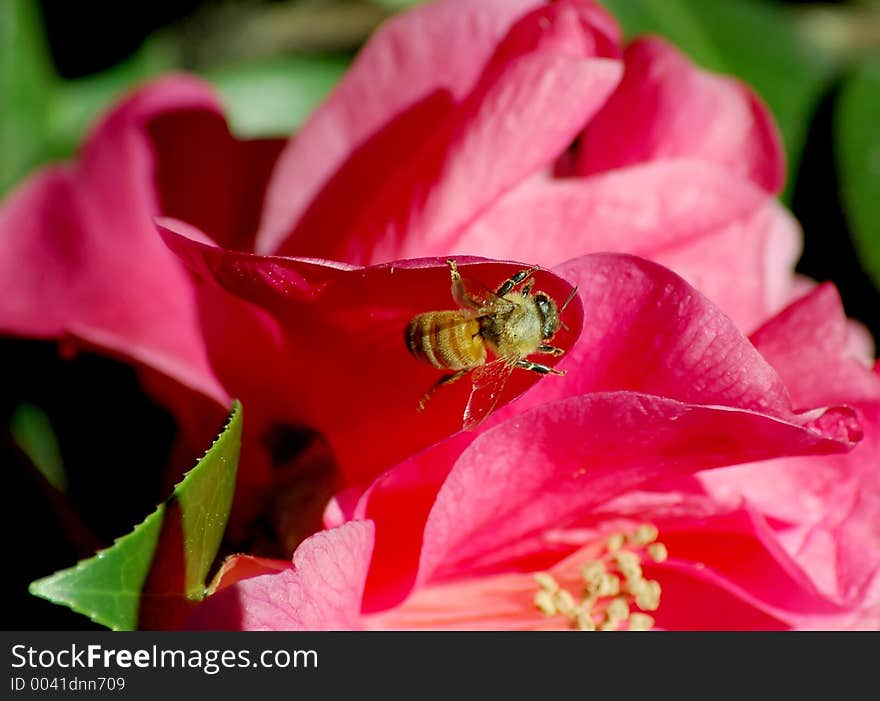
207;555;291;594
576;37;785;194
363;569;560;630
749;284;880;408
641;504;877;629
649;563;787;630
358;490;872;629
188;521;374;630
363;491;864;629
522;254;798;414
652;508;845;623
417;394;856;586
356;54;621;264
649;199;801;333
349;255;860;608
256;0;542;254
699;403;880;611
160;220;582;485
696;287;880;608
0;75;282;409
652;559;878;630
845;319;876;366
448;160;799;330
485;0;621;69
265;5;622;263
148;111;285;251
354;433;476;611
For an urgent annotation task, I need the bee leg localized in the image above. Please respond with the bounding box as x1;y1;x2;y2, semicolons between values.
496;266;540;297
447;259;483;310
537;344;565;357
521;278;535;296
418;368;471;410
516;359;565;376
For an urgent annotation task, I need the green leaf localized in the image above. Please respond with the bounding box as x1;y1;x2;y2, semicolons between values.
0;0;55;194
10;403;67;492
29;401;242;631
0;13;177;194
174;402;241;599
837;58;880;289
30;508;164;631
599;0;834;200
205;55;349;138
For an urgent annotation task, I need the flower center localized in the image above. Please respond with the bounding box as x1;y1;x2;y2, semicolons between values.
532;524;667;631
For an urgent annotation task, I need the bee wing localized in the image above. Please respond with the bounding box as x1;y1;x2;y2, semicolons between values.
462;356;517;431
454;273;517;314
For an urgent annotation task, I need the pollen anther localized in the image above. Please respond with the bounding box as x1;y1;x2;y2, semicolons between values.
605;597;629;623
630;523;659;545
580;560;606;588
576;612;597;631
615;551;642;582
554;589;578;617
628;613;655;631
532;523;667;632
647;542;668;562
606;533;625;552
634;580;661;611
534;572;559;593
534;589;557;617
593;572;620;598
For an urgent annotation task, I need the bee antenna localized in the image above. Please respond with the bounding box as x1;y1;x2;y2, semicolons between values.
560;286;578;312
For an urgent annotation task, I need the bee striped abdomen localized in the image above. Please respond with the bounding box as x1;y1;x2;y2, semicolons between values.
405;311;486;370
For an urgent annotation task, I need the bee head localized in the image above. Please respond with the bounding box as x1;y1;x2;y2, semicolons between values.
534;292;560;339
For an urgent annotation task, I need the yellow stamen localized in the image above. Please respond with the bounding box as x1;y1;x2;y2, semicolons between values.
630;524;659;545
594;572;620;598
534;589;557;617
576;612;597;631
606;533;626;552
615;551;642;582
647;542;668;563
532;524;667;632
533;572;559;592
634;580;661;612
580;560;606;589
605;597;630;624
554;589;578;618
628;613;655;631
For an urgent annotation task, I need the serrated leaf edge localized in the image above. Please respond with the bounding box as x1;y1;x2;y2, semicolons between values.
169;399;242;500
28;400;242;630
28;507;165;631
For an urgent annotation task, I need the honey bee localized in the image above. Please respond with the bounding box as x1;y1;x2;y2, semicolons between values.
405;259;577;429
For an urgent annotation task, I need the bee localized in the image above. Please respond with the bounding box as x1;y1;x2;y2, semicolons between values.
405;259;577;429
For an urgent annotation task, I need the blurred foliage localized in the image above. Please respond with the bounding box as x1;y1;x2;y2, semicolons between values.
0;0;354;197
3;0;876;206
10;403;66;493
837;57;880;290
48;42;176;159
206;55;349;137
0;0;54;194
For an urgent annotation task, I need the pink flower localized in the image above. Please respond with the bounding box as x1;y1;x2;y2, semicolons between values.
185;261;878;630
0;0;790;481
1;0;878;629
